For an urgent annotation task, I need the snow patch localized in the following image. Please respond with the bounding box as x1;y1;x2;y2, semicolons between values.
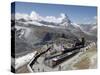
14;51;37;69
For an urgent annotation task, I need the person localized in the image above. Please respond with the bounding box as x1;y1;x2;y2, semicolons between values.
38;68;40;72
42;69;44;72
81;37;85;47
59;65;61;71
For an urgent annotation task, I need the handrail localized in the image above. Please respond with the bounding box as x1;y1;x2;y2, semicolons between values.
27;47;51;72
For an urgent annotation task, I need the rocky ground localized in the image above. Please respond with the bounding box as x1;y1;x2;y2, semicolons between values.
14;41;97;73
72;45;97;69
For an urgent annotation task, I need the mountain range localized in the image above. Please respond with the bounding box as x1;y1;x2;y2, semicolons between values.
11;12;97;58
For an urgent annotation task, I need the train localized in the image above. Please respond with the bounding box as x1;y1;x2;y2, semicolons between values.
44;37;85;67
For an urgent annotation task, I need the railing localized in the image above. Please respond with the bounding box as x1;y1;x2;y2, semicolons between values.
27;47;51;72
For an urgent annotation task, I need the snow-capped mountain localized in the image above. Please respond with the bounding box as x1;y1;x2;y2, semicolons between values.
14;11;97;36
15;11;82;32
79;24;97;36
12;11;97;58
14;11;97;41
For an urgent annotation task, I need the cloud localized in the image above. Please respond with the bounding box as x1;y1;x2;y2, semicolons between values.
15;11;68;23
94;16;97;20
60;13;66;19
45;16;57;23
82;16;97;24
30;11;42;21
57;13;66;22
43;13;67;23
15;13;30;20
15;11;42;21
93;16;97;24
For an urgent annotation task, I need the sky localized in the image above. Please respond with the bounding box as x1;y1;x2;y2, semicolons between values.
12;2;97;24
